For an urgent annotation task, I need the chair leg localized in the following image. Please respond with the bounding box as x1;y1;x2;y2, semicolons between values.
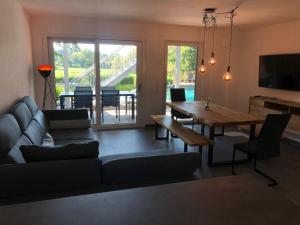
199;146;203;153
184;143;188;152
90;106;93;120
253;158;278;186
232;147;237;175
201;124;205;135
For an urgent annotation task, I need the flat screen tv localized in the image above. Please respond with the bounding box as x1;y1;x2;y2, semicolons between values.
259;54;300;91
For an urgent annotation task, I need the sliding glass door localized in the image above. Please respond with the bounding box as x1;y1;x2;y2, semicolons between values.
98;41;139;127
50;39;141;129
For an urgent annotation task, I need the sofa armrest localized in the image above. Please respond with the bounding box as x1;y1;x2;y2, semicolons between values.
0;158;102;198
43;109;90;130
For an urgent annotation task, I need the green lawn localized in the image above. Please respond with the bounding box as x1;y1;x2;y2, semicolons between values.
55;67;117;83
54;66;137;95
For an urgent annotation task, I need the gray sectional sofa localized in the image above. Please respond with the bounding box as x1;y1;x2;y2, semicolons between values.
0;96;201;204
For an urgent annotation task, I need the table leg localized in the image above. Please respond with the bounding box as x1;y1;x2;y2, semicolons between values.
208;124;251;167
207;126;215;167
132;95;135;120
249;124;256;141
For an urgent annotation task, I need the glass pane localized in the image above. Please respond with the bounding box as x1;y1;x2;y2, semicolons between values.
166;45;197;102
53;42;96;124
99;44;137;125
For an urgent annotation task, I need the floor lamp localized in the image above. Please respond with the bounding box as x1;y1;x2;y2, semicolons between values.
38;64;55;110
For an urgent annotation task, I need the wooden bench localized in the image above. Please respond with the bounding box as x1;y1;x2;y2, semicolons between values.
151;115;213;152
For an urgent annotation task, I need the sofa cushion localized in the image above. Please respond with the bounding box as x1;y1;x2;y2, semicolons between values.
33;110;49;133
100;150;201;185
20;141;99;162
0;135;32;165
10;102;32;131
50;128;95;142
24;120;45;145
0;114;22;158
21;96;39;116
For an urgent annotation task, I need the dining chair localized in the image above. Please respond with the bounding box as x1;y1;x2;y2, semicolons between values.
232;113;291;186
74;89;93;119
101;89;120;122
170;88;194;128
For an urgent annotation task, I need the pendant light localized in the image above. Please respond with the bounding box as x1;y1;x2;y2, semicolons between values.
209;17;217;66
199;15;208;74
223;11;235;81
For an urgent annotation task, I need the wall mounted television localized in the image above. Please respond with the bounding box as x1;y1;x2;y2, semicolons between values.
259;54;300;91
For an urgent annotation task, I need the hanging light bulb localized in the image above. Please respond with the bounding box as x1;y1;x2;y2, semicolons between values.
223;65;232;81
209;18;217;66
223;10;235;82
199;13;208;74
209;52;216;66
199;59;206;74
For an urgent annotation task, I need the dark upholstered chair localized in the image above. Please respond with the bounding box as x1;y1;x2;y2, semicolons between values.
170;88;190;119
170;88;194;127
101;90;120;122
232;113;291;186
74;90;93;119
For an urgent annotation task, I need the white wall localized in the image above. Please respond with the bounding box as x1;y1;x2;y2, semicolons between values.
30;15;233;124
0;0;33;113
231;20;300;113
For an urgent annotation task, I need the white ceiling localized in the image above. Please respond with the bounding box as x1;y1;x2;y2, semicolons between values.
20;0;300;27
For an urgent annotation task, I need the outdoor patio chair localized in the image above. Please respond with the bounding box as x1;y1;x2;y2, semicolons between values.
75;86;92;91
101;89;120;122
74;89;93;119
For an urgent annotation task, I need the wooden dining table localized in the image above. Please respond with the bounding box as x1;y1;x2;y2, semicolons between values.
166;101;264;166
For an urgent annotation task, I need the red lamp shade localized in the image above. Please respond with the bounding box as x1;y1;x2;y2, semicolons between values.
38;64;53;78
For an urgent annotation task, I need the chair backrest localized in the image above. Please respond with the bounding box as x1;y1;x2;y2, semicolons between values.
170;88;186;102
74;90;93;108
256;113;291;159
102;90;119;107
75;86;92;91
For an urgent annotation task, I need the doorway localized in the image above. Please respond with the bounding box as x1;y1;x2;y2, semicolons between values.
165;43;199;114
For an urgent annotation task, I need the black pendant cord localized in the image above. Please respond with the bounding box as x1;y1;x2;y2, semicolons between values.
202;19;208;62
227;14;234;68
211;18;216;55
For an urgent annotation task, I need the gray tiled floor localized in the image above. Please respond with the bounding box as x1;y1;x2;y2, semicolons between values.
94;125;300;206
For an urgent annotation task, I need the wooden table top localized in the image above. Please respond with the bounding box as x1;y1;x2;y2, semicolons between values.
1;175;300;225
167;101;264;126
